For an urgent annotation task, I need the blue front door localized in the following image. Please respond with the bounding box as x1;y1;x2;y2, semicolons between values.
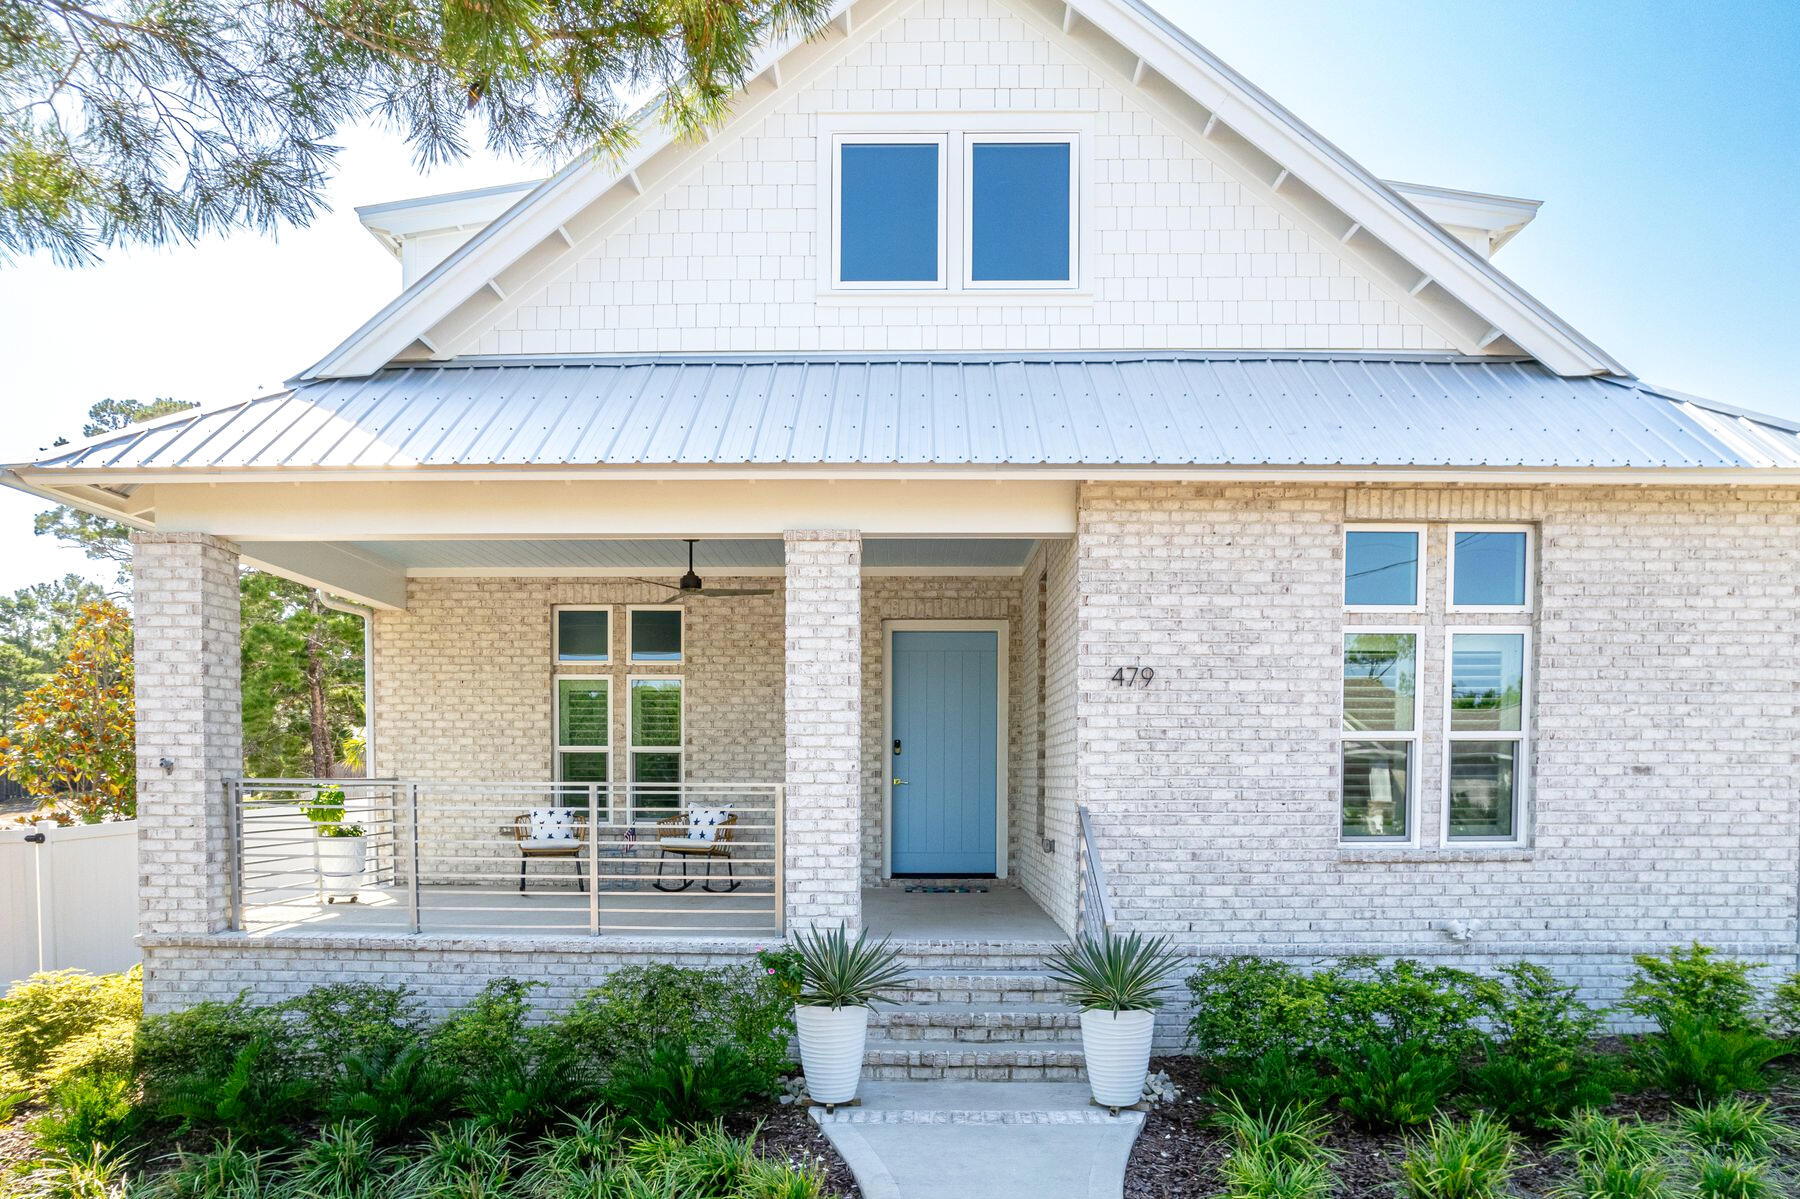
890;629;998;876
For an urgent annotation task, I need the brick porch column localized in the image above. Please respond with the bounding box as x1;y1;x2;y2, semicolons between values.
782;530;862;931
132;532;242;937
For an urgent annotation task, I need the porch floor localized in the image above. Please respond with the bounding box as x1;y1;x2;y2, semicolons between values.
863;885;1065;943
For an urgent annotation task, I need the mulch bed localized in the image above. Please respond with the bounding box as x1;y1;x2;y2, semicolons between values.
729;1097;861;1199
1127;1057;1800;1199
0;1112;34;1175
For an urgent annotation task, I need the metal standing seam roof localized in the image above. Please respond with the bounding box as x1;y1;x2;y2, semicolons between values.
16;353;1800;472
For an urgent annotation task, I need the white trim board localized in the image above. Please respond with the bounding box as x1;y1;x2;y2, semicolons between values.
881;619;1011;881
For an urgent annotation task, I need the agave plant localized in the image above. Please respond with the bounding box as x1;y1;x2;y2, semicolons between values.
1044;930;1181;1012
791;924;910;1009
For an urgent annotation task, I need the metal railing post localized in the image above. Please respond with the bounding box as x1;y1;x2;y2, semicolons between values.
225;779;244;931
407;782;422;933
587;783;600;936
773;784;785;935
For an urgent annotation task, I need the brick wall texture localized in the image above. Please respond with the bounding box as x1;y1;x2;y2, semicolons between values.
470;0;1452;357
132;533;242;937
137;483;1800;1016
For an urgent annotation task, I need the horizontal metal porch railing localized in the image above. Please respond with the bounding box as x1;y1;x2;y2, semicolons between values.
227;778;783;937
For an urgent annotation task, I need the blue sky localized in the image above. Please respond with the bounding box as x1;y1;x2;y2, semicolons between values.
2;0;1795;591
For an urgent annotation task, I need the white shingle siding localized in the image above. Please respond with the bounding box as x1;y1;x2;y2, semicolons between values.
473;0;1450;357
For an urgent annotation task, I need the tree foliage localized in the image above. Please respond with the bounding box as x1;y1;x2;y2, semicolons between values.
1;0;830;266
241;573;365;778
32;398;198;582
0;599;135;822
0;574;108;726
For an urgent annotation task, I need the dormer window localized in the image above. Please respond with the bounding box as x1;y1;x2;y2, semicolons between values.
829;126;1079;292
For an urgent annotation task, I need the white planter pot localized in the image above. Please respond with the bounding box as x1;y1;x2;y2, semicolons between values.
795;1004;869;1105
316;835;366;900
1080;1008;1156;1108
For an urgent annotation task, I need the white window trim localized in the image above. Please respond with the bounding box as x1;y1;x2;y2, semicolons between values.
828;132;950;292
553;604;612;664
627;603;684;664
1339;625;1422;847
1343;523;1427;612
552;675;613;817
818;112;1094;297
1441;626;1532;846
961;131;1080;290
627;674;685;819
1445;524;1535;613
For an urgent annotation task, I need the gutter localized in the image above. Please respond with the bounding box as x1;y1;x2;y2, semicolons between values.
315;590;376;778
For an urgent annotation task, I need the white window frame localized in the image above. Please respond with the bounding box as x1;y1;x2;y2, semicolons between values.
1445;524;1535;613
1338;625;1422;846
961;131;1080;291
829;133;950;291
552;675;613;815
1441;626;1532;846
627;603;685;664
819;113;1093;297
553;604;612;664
1343;523;1427;612
627;674;685;819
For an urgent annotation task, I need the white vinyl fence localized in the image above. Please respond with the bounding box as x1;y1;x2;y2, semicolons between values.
2;820;139;986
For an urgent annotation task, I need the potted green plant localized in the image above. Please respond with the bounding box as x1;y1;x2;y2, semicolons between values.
1045;929;1182;1110
302;786;366;902
788;923;909;1107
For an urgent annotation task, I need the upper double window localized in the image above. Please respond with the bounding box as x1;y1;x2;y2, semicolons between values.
833;132;1079;290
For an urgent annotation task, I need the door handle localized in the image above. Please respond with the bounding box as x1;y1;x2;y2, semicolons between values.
892;778;908;786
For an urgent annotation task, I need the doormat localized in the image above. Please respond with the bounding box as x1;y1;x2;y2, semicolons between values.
902;884;989;894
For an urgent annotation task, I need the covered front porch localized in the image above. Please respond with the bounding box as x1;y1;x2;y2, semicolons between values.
132;517;1090;955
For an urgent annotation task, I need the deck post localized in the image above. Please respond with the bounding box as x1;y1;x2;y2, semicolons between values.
782;530;863;932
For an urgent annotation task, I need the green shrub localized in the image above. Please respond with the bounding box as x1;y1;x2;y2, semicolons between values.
28;1072;136;1161
1550;1110;1675;1199
1672;1098;1791;1159
278;1118;395;1199
139;1137;272;1199
323;1042;461;1141
134;995;293;1113
1185;957;1325;1068
1398;1112;1516;1199
1210;1096;1336;1166
426;979;590;1131
1328;1038;1459;1129
617;1124;824;1199
394;1119;517;1199
556;963;793;1092
1315;958;1494;1062
603;1042;772;1131
282;983;426;1083
0;969;141;1099
1217;1146;1334;1199
8;1145;136;1199
154;1036;318;1144
1554;1156;1673;1199
518;1111;620;1199
1623;944;1761;1034
1637;1017;1786;1102
1469;962;1615;1128
1686;1153;1778;1199
1214;1048;1331;1114
1770;972;1800;1039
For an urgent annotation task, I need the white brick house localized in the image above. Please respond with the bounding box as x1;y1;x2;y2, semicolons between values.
6;0;1798;1053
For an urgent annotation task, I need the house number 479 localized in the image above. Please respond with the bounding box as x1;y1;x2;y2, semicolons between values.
1110;666;1154;688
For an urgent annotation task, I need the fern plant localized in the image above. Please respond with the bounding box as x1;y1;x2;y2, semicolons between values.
791;924;909;1009
603;1043;770;1130
156;1036;318;1145
1044;930;1181;1012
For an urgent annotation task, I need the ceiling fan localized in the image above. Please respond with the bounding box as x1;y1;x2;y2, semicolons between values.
631;540;777;599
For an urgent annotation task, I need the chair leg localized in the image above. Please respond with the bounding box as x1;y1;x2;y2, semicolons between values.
519;856;527;893
575;855;585;894
702;854;739;894
653;851;693;893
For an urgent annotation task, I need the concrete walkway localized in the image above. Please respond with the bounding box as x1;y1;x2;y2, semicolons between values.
810;1082;1144;1199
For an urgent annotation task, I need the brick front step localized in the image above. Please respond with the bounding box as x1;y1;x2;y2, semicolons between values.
891;942;1064;971
870;1003;1081;1042
896;970;1073;1005
861;1035;1087;1081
